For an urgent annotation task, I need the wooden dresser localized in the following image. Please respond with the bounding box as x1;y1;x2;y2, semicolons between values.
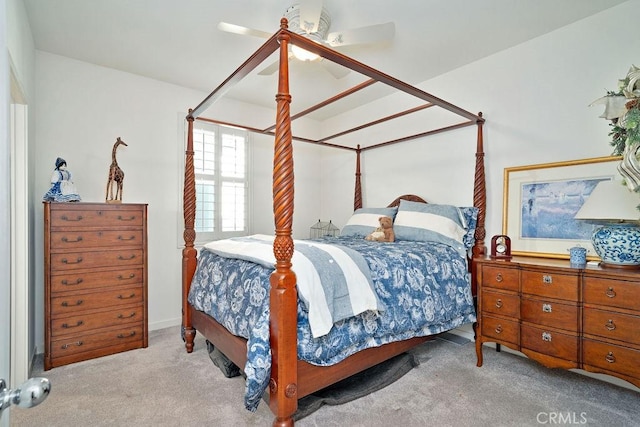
44;202;148;370
475;256;640;390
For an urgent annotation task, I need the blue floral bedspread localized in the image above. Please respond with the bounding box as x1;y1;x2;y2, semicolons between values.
188;236;476;411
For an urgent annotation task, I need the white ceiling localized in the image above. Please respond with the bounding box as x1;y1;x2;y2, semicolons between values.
23;0;628;119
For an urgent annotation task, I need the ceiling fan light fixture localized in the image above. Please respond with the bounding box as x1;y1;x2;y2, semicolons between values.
291;44;320;61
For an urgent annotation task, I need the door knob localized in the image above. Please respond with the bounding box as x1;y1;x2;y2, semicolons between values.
0;377;51;416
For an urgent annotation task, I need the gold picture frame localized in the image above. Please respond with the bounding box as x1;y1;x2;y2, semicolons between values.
502;155;622;259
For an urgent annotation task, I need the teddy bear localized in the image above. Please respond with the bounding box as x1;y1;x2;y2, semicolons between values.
365;216;395;242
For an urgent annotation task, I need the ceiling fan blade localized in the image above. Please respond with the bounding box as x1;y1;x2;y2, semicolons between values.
257;60;280;76
298;0;323;33
217;22;272;39
326;22;395;47
320;59;350;79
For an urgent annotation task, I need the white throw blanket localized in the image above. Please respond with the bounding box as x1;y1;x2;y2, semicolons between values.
204;234;383;338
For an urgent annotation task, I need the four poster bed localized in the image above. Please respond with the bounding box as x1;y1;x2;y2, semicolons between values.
182;19;486;426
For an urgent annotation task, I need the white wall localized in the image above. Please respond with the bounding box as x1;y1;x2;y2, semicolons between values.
321;1;639;244
33;52;322;349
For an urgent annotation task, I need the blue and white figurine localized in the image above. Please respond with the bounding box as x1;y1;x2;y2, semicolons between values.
43;157;81;202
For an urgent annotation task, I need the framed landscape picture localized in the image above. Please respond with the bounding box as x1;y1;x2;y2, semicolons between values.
502;156;622;259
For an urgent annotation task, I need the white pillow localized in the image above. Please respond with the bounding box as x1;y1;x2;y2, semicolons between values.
341;207;398;238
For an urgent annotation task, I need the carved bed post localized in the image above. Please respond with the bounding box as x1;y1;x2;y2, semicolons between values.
354;145;362;210
269;18;298;427
471;112;486;296
182;112;197;352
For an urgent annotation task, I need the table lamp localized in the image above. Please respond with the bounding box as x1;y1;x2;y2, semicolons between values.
574;179;640;269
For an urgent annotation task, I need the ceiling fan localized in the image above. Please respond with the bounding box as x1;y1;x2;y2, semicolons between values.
217;0;395;79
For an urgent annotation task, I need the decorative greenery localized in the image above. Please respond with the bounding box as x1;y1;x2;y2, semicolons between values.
591;66;640;155
591;65;640;213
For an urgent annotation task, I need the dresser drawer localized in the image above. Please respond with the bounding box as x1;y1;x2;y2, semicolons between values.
521;298;578;332
50;230;143;250
481;265;519;292
583;277;640;312
50;249;144;271
50;268;143;293
521;270;578;301
481;314;519;345
583;339;640;380
50;208;144;228
521;324;578;362
50;325;143;360
583;308;640;345
482;290;519;318
50;285;143;316
50;304;144;338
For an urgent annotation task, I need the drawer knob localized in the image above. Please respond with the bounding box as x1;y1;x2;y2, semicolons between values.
61;257;83;264
117;273;136;280
495;273;503;283
605;287;616;298
61;278;83;286
542;275;553;284
61;236;83;243
117;331;136;339
61;341;83;349
118;235;136;241
61;299;83;307
61;320;84;329
60;215;83;222
495;299;503;309
117;293;136;300
118;312;136;319
542;303;552;313
118;254;136;261
605;351;616;364
117;215;136;221
605;319;616;331
541;332;552;342
495;325;503;334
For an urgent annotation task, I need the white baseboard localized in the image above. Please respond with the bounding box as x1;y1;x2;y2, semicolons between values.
149;317;182;332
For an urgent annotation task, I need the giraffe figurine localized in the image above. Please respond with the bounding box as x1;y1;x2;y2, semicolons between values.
105;137;128;203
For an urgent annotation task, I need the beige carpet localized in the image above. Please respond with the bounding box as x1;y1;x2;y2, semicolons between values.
11;326;640;426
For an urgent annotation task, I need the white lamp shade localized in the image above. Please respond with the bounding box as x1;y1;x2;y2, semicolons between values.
574;179;640;221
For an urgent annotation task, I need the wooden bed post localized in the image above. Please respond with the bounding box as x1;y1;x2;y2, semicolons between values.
269;18;298;427
471;112;486;296
354;145;362;210
182;113;198;352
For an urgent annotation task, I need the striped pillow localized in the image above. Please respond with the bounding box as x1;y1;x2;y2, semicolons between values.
341;207;398;238
394;200;468;252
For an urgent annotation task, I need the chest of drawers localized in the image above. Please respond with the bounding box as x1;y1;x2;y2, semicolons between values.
475;257;640;390
44;202;148;370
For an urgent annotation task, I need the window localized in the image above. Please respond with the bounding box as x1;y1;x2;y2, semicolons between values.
191;122;249;243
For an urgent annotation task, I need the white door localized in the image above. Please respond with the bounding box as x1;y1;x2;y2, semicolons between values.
2;5;31;421
1;1;12;424
0;4;11;423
